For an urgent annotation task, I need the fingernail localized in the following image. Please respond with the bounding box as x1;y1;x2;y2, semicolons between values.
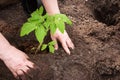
72;45;75;49
70;46;74;50
67;51;71;55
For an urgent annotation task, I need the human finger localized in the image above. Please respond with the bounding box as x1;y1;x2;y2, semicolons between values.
16;65;40;80
66;38;74;49
16;69;26;80
61;41;70;55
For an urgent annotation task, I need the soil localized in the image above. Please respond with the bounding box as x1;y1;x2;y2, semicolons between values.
0;0;120;80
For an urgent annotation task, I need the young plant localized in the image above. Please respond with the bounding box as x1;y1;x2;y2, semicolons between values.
20;6;72;53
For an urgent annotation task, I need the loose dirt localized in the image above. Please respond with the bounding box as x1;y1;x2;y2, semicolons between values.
0;0;120;80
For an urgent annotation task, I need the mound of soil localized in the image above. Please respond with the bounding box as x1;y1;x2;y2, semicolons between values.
0;0;120;80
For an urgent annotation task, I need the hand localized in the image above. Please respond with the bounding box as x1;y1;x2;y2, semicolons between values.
2;46;40;80
51;29;74;54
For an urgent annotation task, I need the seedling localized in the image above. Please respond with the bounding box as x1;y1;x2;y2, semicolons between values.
20;6;72;53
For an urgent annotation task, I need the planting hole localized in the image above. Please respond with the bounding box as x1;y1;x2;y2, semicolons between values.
87;0;120;26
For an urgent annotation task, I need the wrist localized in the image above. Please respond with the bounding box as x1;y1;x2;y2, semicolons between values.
0;45;13;60
41;0;60;15
47;11;60;15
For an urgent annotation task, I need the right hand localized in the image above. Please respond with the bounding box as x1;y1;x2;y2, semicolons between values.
51;29;74;55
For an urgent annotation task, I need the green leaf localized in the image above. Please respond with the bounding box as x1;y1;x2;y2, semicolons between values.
41;44;47;51
46;15;54;22
50;23;57;34
31;9;39;17
43;13;49;19
38;6;44;15
43;22;50;30
54;14;72;25
28;16;39;22
49;45;55;53
27;20;40;26
64;16;72;25
59;21;65;33
35;25;46;44
48;41;56;45
55;20;65;33
28;15;44;23
20;22;37;36
20;8;73;54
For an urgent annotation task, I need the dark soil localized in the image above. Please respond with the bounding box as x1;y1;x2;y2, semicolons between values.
0;0;120;80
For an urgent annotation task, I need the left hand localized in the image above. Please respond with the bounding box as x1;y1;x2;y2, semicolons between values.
50;29;74;54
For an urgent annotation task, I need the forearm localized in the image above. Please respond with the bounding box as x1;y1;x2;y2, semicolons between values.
0;33;28;61
41;0;60;15
0;33;11;59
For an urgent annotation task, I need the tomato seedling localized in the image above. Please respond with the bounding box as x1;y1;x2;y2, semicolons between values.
20;6;72;53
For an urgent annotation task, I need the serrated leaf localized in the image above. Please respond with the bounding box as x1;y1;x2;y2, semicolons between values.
50;23;57;34
55;14;72;25
48;41;56;45
20;22;36;36
41;44;47;51
27;20;40;26
31;9;39;17
64;17;72;25
28;15;44;23
35;25;46;44
49;45;55;53
59;21;65;33
28;16;40;22
47;15;55;22
38;6;44;15
55;20;65;33
43;22;50;30
43;13;49;19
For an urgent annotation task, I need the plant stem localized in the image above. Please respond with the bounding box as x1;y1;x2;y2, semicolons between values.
35;43;41;54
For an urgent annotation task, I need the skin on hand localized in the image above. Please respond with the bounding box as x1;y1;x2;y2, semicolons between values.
2;46;40;80
42;0;74;54
0;33;40;80
51;29;74;54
